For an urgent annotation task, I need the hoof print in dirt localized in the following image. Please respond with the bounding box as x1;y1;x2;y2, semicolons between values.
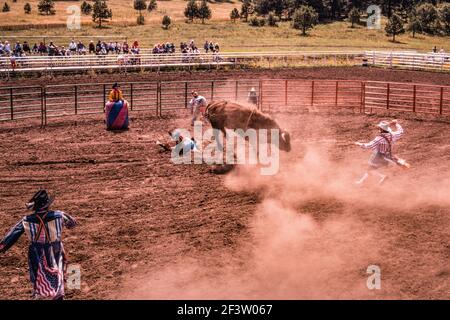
210;164;235;175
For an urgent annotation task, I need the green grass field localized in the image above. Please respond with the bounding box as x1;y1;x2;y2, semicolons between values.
0;0;448;52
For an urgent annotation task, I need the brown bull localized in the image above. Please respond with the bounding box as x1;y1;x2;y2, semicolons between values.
204;100;291;152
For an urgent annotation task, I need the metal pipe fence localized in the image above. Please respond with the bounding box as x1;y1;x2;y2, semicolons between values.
0;79;449;125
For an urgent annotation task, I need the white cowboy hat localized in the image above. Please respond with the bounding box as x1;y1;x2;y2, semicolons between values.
250;87;256;92
376;121;391;132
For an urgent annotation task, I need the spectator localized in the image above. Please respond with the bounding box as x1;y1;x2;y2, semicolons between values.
48;42;57;56
122;41;129;54
0;41;4;55
209;41;214;53
89;40;95;54
38;42;46;55
204;40;209;53
32;43;38;54
14;42;23;56
23;41;31;54
69;39;77;54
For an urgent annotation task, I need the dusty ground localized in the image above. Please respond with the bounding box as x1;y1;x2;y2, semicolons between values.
2;67;450;88
0;106;448;299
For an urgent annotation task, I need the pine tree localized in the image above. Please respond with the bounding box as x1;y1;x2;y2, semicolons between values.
81;1;92;15
184;0;198;23
2;2;9;12
148;0;157;13
162;15;171;29
134;0;147;25
385;13;405;42
24;3;32;14
240;0;253;22
230;8;240;23
292;5;318;36
38;0;55;15
267;13;277;27
407;11;421;38
348;7;360;28
197;0;211;24
92;0;112;28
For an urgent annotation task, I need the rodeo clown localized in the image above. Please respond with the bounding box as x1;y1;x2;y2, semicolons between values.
189;91;208;126
0;190;76;300
355;119;410;185
105;83;129;130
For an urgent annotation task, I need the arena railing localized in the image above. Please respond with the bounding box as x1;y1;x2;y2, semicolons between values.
0;51;364;73
365;51;450;72
0;79;448;125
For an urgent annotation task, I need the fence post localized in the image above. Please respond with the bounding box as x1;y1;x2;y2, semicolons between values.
9;88;13;120
360;82;365;113
130;83;133;111
311;81;315;108
40;87;44;127
43;86;47;126
102;84;106;112
74;85;78;115
258;80;263;111
412;85;416;113
335;81;339;108
235;80;238;101
185;82;188;109
211;81;214;101
439;87;443;115
157;81;161;117
386;83;390;110
284;80;288;106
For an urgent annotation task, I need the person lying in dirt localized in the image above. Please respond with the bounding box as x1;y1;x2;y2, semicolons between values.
0;190;77;300
355;119;410;185
156;129;199;156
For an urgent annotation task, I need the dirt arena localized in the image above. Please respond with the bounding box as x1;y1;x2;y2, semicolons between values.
0;102;449;299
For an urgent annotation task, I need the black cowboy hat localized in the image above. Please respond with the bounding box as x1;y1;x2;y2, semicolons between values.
26;189;54;212
112;82;120;89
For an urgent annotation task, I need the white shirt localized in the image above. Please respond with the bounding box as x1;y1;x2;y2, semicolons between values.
189;95;207;108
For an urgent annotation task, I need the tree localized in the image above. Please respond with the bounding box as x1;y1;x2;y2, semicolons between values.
415;3;439;34
148;0;157;13
385;13;405;42
81;1;92;15
292;5;318;36
38;0;55;15
240;0;253;22
134;0;147;25
197;0;211;24
267;13;277;26
184;0;198;23
2;2;9;12
92;0;112;28
348;7;360;28
406;11;421;38
24;3;32;14
162;14;171;29
230;8;240;23
438;3;450;35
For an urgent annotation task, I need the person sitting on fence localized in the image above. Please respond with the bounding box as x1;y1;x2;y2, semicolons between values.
354;119;410;185
0;189;77;300
189;91;208;126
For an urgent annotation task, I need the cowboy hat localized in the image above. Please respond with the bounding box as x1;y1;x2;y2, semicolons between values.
376;121;391;132
26;189;54;212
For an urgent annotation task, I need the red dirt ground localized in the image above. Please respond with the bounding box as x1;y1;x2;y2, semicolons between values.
0;107;448;300
0;67;449;300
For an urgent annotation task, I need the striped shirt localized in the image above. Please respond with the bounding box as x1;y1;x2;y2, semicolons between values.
361;123;404;155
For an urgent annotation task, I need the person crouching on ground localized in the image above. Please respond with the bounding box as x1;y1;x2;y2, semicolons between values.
0;190;76;300
109;82;124;103
355;119;409;185
189;91;208;126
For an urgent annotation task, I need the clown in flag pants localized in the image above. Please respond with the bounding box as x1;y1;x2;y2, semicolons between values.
0;190;76;300
355;119;408;185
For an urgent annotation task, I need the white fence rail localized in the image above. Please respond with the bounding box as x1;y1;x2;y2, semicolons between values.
0;51;364;73
365;51;450;72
